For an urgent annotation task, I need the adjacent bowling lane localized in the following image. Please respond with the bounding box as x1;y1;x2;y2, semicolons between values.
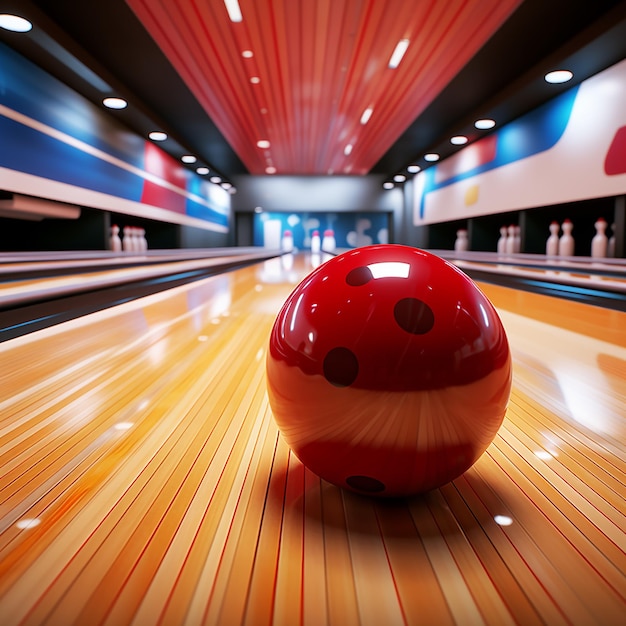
0;252;624;625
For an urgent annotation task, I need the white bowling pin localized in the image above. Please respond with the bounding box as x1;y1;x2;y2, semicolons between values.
134;227;142;252
608;223;616;258
558;219;574;257
505;225;516;254
514;225;521;253
454;229;468;252
497;226;507;254
282;229;294;252
109;224;122;252
322;229;336;253
310;230;321;254
546;221;559;256
122;226;133;252
591;218;608;258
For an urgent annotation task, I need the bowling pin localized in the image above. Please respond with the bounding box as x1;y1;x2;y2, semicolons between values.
454;229;469;252
546;221;559;256
591;218;608;258
122;226;133;252
322;229;336;253
310;230;321;254
513;225;521;253
497;226;507;254
505;225;516;254
608;223;616;258
282;229;294;252
135;228;142;252
558;219;574;257
109;224;122;252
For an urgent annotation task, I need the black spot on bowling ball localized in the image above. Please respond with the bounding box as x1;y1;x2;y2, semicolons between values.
394;298;434;334
323;347;359;387
346;475;386;493
346;266;373;286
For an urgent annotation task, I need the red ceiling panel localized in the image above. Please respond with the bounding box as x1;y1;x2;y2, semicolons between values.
126;0;523;175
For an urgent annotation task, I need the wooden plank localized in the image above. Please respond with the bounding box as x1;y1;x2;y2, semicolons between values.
0;254;624;625
270;443;306;626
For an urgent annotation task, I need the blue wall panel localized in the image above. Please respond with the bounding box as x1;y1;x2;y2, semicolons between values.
0;42;230;230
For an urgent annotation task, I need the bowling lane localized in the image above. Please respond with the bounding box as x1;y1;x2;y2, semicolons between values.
0;248;282;342
0;247;279;307
0;252;624;625
445;251;626;312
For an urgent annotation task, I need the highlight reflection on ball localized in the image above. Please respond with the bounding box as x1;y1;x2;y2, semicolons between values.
266;245;512;497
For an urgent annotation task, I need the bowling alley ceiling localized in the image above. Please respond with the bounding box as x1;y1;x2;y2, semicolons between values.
123;0;523;176
2;0;626;182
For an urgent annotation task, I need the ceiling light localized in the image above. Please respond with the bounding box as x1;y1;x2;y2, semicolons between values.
250;76;260;84
196;167;209;175
475;118;496;130
103;97;128;110
210;176;222;183
450;135;468;145
407;164;421;173
388;39;410;69
360;107;373;125
344;144;353;156
544;69;573;84
424;153;439;162
257;140;270;149
221;182;232;189
266;166;277;174
149;131;167;141
242;50;253;58
383;181;394;189
181;155;197;164
0;14;33;32
224;0;243;22
393;174;406;182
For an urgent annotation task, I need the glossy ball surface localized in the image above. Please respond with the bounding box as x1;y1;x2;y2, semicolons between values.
266;245;511;497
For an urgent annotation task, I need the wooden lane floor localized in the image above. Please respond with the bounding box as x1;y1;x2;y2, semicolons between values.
0;252;624;625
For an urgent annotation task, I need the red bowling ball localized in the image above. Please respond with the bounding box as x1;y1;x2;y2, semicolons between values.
266;245;512;497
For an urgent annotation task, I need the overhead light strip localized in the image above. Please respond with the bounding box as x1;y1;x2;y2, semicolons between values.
224;0;243;23
388;39;409;69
